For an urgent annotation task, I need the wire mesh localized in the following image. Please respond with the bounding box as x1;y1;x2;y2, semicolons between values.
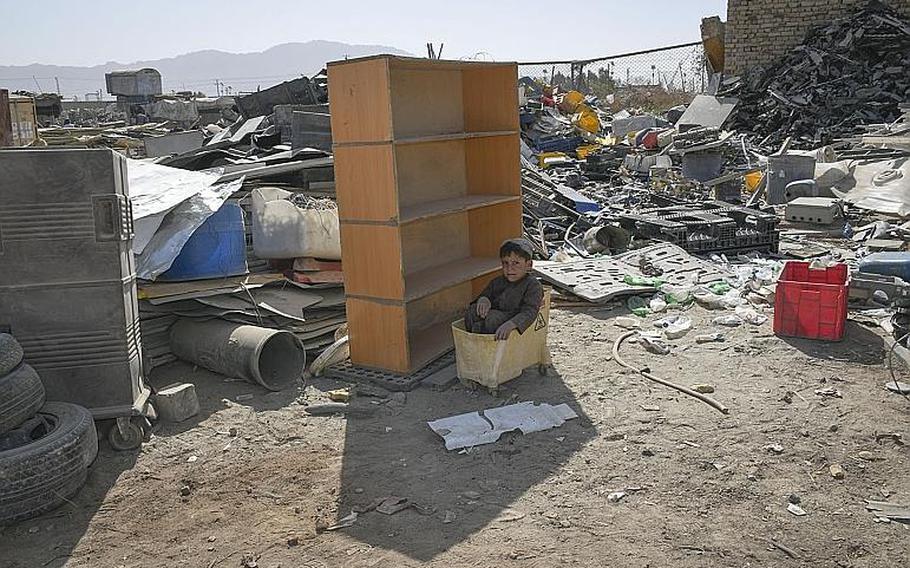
519;42;708;110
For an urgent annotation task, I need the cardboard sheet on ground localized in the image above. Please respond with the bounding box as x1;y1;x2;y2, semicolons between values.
135;177;243;280
127;160;224;254
428;402;578;450
195;286;323;321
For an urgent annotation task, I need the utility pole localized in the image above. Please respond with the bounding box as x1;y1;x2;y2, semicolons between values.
54;77;61;95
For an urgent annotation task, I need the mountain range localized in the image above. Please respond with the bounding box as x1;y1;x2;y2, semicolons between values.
0;40;410;99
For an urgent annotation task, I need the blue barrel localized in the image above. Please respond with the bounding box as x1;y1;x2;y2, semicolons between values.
859;252;910;283
159;201;248;281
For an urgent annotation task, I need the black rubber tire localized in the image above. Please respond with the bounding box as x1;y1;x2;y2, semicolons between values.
0;402;98;525
0;364;46;435
0;333;24;377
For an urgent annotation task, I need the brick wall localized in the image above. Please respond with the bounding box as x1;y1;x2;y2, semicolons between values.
726;0;910;74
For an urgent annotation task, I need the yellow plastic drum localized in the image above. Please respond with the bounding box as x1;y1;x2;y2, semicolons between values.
451;291;552;390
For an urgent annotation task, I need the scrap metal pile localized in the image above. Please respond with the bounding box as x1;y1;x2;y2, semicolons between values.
517;0;910;348
722;0;910;149
125;74;343;371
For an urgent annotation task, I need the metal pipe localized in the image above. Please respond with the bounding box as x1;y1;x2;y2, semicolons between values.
170;319;305;391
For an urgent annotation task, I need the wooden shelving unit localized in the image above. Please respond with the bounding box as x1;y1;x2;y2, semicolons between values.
328;55;522;373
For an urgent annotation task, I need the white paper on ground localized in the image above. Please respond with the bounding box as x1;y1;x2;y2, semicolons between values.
135;178;243;281
427;402;579;451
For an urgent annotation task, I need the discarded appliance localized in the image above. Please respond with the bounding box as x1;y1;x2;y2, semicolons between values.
0;149;152;448
785;197;842;225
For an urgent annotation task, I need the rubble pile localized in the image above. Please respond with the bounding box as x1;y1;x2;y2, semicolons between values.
723;0;910;148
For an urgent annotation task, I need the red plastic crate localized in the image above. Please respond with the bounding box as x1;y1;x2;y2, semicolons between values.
773;262;849;341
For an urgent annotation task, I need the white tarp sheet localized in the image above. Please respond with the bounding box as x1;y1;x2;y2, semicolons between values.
427;402;578;451
127;159;223;254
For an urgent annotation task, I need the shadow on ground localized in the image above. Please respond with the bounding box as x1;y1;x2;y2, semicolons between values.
335;365;593;562
146;360;300;437
779;320;885;365
0;443;138;568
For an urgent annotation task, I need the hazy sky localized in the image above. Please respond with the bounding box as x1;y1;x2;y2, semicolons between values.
3;0;726;66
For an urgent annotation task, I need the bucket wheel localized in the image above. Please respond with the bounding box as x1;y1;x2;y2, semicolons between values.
108;416;148;451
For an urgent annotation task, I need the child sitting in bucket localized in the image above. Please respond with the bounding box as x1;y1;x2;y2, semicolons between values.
465;238;543;340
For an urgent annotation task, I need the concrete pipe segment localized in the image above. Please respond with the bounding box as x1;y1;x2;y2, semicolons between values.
169;319;305;391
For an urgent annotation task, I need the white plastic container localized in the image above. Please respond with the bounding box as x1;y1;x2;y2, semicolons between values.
250;187;341;259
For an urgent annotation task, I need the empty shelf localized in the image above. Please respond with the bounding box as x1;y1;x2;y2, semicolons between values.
405;256;500;301
408;320;457;371
399;194;519;224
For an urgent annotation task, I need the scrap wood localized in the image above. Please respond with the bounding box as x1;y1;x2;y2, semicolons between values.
611;331;730;414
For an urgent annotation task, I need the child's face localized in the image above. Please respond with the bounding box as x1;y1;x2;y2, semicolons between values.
501;252;532;283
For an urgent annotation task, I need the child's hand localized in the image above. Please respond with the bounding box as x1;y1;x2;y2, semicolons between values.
476;297;491;318
494;321;517;341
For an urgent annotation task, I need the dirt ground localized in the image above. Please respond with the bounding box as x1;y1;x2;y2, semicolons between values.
1;303;908;568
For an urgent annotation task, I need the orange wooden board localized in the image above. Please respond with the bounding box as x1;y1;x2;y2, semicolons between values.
346;298;409;372
468;200;523;258
462;65;519;133
465;135;521;196
334;144;399;223
328;58;392;143
338;224;404;300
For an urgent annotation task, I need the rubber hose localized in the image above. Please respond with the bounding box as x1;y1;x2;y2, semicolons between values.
612;331;730;415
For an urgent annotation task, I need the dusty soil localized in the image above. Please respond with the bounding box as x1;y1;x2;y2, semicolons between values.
1;303;908;568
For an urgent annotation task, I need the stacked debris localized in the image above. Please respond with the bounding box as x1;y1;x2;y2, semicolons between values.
722;0;910;149
125;73;341;372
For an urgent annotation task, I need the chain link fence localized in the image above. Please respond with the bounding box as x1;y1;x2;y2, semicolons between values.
519;42;708;110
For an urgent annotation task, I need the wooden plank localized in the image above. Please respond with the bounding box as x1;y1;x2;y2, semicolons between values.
334;144;399;222
465;134;521;196
389;68;463;139
468;200;523;258
347;298;409;372
462;65;519;133
400;213;470;276
327;58;391;143
339;224;404;300
395;140;466;209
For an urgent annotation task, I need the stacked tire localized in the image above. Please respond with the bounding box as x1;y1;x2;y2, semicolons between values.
0;333;99;525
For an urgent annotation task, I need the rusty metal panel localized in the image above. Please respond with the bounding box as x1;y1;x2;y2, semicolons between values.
8;95;37;146
0;90;11;147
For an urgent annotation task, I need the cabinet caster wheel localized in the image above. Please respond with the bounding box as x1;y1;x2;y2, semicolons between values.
109;417;144;451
